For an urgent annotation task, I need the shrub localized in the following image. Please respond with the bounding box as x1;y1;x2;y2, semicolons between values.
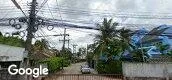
0;36;25;47
63;59;70;67
40;57;71;73
96;60;122;74
46;57;63;73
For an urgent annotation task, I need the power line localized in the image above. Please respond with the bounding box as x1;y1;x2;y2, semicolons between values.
36;0;49;14
40;10;172;19
39;7;172;19
11;0;28;18
46;1;63;33
37;10;63;35
38;28;59;49
59;28;70;50
3;2;172;16
55;0;64;34
0;0;24;21
42;4;172;15
66;27;98;35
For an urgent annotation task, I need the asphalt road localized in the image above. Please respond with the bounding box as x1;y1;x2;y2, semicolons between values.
62;62;85;74
44;62;121;80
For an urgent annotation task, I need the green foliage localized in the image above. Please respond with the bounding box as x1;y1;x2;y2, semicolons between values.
32;39;49;55
0;35;25;47
46;57;63;73
0;32;2;36
60;48;73;63
63;59;70;67
86;52;94;61
94;18;131;60
167;50;172;56
96;60;122;74
156;42;170;54
86;18;131;74
95;38;126;61
41;57;71;73
77;47;86;58
131;49;148;62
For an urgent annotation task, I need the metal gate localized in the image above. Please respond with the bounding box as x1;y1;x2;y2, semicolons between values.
44;74;122;80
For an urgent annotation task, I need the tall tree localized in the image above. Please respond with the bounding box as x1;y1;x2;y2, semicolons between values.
93;18;132;61
77;47;86;59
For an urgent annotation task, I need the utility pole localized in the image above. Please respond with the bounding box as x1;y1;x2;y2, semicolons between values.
72;44;77;63
62;28;66;50
86;44;89;56
59;39;70;49
12;0;37;80
72;44;78;55
25;0;37;80
25;0;37;55
59;28;69;50
67;39;70;49
11;0;37;53
25;0;36;54
59;28;69;69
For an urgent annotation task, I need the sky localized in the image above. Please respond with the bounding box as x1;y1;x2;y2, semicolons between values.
0;0;172;50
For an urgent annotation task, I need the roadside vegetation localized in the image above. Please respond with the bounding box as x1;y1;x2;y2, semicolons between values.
32;39;72;73
0;32;71;73
86;18;131;74
0;32;25;47
86;18;172;74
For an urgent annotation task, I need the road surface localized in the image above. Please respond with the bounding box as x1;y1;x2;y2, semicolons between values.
44;62;121;80
62;62;85;74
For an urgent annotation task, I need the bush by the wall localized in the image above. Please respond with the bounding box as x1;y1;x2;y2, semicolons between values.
40;57;71;73
63;59;70;67
46;57;63;73
96;60;122;74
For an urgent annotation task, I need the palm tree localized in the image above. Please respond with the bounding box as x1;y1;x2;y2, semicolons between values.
95;18;118;42
118;28;132;51
91;18;133;74
94;18;131;61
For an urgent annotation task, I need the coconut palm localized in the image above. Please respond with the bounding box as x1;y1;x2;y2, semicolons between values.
94;18;132;61
94;18;117;59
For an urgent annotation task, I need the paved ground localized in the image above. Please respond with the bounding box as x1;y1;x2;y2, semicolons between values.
62;62;97;74
44;62;121;80
62;62;85;74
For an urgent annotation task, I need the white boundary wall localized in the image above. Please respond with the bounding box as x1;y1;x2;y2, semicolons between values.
122;62;172;78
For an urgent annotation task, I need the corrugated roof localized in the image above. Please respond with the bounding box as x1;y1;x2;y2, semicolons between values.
0;44;26;62
141;25;170;44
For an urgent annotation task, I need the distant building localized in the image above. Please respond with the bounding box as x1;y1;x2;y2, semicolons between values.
131;28;149;47
123;25;172;59
140;25;172;48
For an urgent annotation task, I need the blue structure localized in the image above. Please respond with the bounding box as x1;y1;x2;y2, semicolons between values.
123;25;172;59
131;28;148;47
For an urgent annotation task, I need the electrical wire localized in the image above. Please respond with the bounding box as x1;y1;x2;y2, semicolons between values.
36;0;49;14
41;5;172;16
38;28;61;49
55;0;65;33
37;2;63;36
36;29;58;48
66;27;98;35
40;10;172;19
39;6;172;19
0;0;24;24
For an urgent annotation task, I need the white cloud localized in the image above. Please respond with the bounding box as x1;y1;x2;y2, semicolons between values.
1;0;172;51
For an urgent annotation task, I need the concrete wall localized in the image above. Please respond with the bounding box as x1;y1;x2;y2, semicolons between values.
122;62;172;79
